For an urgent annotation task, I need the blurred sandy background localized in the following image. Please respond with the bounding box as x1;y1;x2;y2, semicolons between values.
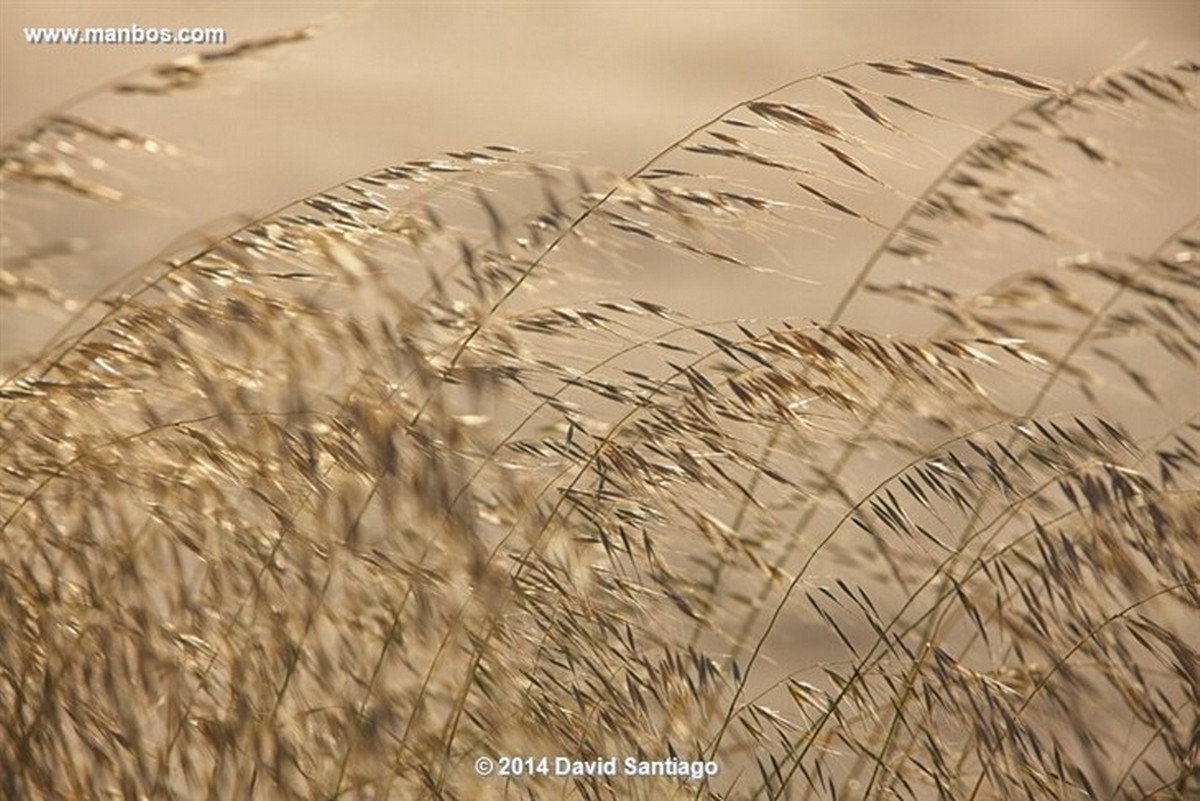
1;2;1197;356
3;1;1196;236
4;3;1197;179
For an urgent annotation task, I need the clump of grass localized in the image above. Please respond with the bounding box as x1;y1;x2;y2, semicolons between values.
2;31;1198;800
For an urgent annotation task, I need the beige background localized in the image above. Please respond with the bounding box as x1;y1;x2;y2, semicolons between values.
3;1;1196;239
2;2;1198;360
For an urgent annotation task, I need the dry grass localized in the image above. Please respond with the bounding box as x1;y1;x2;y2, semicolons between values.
2;30;1198;800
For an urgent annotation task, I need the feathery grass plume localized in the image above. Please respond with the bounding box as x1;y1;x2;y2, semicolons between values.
0;26;315;358
1;39;1197;801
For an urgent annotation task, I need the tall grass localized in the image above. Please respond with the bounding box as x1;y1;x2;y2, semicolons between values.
2;31;1197;800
